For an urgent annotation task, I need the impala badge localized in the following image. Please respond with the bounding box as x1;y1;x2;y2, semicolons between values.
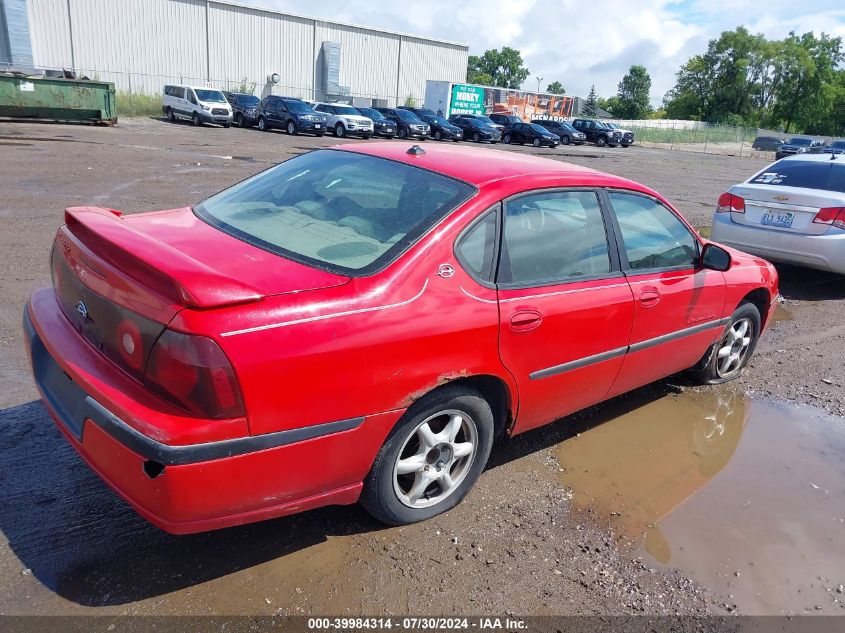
75;301;89;320
437;264;455;279
773;195;789;201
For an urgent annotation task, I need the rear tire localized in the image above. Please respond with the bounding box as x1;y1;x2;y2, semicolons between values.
690;302;761;385
361;386;494;526
166;107;176;122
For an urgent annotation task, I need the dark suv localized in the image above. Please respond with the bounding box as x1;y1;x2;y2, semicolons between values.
223;92;262;128
775;137;826;160
449;115;501;143
502;122;559;148
376;108;430;140
571;119;621;147
257;96;325;136
488;113;522;134
356;107;397;138
532;119;586;145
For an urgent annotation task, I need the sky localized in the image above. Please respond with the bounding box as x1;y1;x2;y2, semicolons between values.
249;0;845;105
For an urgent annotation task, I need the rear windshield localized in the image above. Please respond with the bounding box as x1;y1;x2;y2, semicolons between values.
750;161;845;193
195;150;476;275
238;95;260;106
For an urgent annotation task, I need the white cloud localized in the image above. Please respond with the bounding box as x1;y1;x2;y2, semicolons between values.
250;0;845;105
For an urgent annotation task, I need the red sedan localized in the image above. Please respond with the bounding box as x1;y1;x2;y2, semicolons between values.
24;143;778;533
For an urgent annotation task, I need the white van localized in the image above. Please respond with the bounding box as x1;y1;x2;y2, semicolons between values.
162;85;233;127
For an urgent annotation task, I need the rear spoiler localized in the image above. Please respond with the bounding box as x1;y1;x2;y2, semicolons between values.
63;207;263;309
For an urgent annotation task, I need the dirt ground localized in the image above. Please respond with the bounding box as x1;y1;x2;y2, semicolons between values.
1;118;843;620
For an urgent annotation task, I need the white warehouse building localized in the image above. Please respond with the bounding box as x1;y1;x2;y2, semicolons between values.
6;0;469;106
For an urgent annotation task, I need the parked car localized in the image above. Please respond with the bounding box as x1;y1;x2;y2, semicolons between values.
313;102;374;138
571;119;621;147
502;122;560;148
25;142;778;533
449;113;504;132
257;96;325;136
710;154;845;273
605;123;635;147
449;115;501;143
418;114;463;141
488;113;522;134
532;119;586;145
775;137;825;160
223;91;261;128
376;108;430;140
398;106;438;119
823;140;845;155
162;84;233;127
356;107;397;138
751;136;787;152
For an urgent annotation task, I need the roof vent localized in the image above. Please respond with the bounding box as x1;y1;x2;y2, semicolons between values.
407;145;426;156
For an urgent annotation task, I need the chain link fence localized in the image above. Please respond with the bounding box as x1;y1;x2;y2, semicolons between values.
605;119;774;159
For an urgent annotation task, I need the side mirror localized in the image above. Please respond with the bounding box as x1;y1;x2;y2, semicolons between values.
701;243;732;272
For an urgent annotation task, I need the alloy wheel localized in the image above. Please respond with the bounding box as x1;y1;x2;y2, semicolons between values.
392;409;478;509
716;318;753;377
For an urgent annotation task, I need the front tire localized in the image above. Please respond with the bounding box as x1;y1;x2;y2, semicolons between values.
235;113;244;128
532;138;541;147
502;133;511;144
595;135;607;147
691;302;761;384
287;120;298;135
334;123;346;138
192;112;201;127
398;127;408;140
434;130;442;141
562;135;570;145
361;387;494;526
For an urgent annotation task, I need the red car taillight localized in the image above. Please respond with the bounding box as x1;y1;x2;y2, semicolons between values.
717;193;745;213
145;330;245;419
812;207;845;230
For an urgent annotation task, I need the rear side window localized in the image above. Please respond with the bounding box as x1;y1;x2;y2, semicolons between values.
750;161;845;193
456;210;498;283
195;150;476;275
500;190;611;286
609;192;697;271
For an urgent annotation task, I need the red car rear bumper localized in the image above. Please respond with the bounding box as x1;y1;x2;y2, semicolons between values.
23;289;402;534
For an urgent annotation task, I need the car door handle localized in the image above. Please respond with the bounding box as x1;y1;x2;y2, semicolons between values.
510;310;543;332
639;287;661;307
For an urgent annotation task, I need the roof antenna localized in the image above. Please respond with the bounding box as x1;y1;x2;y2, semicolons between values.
407;145;426;156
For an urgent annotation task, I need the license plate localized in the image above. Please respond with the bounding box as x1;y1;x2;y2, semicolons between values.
761;210;794;228
314;123;321;128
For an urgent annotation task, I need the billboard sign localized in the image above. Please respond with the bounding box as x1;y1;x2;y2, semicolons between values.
449;84;485;116
443;83;575;122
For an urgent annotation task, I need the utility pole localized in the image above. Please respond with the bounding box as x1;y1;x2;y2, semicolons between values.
536;76;543;93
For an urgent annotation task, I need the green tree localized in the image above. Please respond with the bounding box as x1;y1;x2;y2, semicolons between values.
597;95;621;116
583;85;598;117
664;54;715;120
546;80;565;94
467;47;530;89
615;65;653;119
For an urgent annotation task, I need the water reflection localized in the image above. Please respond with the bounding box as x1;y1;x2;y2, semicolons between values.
556;389;845;614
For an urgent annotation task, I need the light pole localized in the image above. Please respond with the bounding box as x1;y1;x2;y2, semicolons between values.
536;76;543;93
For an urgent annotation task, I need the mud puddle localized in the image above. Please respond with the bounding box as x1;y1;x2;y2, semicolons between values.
556;389;845;615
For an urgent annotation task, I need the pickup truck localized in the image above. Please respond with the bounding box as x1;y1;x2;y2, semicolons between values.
571;119;622;147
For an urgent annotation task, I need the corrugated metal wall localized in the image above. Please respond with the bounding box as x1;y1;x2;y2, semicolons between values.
24;0;467;104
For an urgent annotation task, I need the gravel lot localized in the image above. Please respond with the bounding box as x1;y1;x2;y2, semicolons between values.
0;117;842;619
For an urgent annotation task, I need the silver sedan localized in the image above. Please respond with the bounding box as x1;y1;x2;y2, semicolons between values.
710;154;845;274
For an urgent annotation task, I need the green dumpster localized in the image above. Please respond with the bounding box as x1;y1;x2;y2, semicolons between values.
0;74;117;124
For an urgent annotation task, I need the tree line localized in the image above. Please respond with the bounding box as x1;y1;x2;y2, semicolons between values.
466;26;845;136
